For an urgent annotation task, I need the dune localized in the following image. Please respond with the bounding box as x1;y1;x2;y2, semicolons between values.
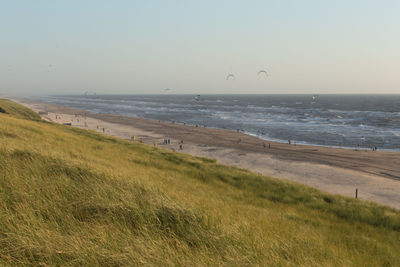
1;98;400;265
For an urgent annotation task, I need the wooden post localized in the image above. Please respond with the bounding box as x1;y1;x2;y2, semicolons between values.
355;188;358;199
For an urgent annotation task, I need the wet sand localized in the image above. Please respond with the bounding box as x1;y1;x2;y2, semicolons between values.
16;99;400;209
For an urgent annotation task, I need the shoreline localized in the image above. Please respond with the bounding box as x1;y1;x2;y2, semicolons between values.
244;131;400;153
30;96;400;153
151;121;400;153
13;98;400;209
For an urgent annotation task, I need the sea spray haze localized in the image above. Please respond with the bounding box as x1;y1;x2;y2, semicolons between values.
36;94;400;150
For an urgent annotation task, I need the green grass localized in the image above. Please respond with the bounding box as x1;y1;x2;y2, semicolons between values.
1;99;400;266
0;99;41;121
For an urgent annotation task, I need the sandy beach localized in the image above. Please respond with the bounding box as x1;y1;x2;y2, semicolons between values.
16;99;400;209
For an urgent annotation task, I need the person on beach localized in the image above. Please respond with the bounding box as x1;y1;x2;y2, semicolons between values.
179;144;183;150
268;143;271;149
263;142;266;148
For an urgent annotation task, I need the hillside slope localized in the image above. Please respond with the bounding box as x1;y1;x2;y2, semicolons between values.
0;99;399;266
0;99;41;121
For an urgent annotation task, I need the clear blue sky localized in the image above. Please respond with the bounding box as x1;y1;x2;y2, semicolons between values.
1;0;399;95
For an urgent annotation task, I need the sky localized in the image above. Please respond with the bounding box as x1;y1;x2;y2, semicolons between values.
1;0;399;95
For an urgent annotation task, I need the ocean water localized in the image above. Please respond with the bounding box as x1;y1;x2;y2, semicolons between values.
34;94;400;151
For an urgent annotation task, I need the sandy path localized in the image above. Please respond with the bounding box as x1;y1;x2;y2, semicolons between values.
16;99;400;209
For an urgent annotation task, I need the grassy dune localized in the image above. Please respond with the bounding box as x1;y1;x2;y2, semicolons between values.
0;99;41;121
0;99;400;266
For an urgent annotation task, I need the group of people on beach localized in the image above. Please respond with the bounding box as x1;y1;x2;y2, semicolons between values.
163;139;171;144
355;143;378;151
162;138;184;150
263;142;271;149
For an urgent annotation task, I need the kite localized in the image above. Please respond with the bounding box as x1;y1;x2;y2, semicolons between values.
257;70;268;77
226;73;235;80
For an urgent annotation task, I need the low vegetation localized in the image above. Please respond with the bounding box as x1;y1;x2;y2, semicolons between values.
0;99;41;120
0;99;399;266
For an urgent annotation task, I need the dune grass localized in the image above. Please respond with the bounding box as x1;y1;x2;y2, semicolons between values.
0;99;400;266
0;99;41;121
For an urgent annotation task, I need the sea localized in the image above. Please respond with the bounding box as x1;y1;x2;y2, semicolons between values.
33;94;400;151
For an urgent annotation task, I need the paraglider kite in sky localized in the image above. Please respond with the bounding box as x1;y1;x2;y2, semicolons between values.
194;95;200;101
257;70;268;77
226;73;235;80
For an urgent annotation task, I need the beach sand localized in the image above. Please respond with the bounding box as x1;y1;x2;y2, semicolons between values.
16;99;400;209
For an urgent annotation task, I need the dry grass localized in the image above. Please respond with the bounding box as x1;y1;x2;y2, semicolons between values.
0;99;400;266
